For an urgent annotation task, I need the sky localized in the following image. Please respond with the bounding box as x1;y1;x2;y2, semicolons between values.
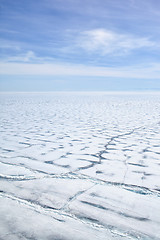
0;0;160;91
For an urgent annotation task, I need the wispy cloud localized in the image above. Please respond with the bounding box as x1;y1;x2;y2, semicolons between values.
76;29;155;55
5;51;36;62
0;39;21;51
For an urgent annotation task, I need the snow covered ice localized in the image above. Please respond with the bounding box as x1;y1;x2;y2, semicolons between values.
0;92;160;240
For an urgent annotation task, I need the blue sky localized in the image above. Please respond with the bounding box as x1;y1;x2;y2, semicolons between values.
0;0;160;91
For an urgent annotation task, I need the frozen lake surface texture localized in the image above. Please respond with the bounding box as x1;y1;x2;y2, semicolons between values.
0;92;160;240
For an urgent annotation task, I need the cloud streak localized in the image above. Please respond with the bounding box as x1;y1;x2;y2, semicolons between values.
1;61;160;79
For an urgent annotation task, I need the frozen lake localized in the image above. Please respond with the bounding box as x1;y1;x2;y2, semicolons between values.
0;92;160;240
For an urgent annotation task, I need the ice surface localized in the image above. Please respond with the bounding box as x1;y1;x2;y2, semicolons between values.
0;92;160;240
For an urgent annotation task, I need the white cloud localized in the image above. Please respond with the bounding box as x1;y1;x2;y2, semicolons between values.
76;29;155;55
6;51;36;62
0;61;160;79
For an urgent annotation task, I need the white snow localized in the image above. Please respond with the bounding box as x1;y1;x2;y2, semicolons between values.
0;92;160;239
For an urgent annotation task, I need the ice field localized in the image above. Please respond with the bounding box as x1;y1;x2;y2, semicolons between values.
0;92;160;240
